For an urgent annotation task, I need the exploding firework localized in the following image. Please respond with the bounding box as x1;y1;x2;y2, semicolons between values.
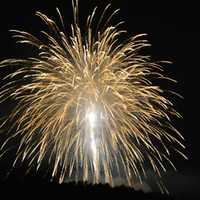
0;0;186;192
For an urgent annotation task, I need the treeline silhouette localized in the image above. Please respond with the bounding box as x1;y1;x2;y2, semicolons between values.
0;171;174;200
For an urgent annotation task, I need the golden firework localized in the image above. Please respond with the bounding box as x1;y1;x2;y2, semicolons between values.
0;0;186;192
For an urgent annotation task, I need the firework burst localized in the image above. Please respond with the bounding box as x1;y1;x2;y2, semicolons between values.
0;0;186;192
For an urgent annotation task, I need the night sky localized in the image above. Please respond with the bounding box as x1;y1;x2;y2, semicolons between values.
0;0;198;199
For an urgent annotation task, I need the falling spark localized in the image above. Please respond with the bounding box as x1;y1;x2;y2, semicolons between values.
0;0;186;192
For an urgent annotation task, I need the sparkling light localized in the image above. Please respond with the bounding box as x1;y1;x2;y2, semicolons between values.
0;0;186;192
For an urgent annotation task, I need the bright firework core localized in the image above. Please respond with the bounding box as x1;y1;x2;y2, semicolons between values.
86;106;99;160
87;109;97;129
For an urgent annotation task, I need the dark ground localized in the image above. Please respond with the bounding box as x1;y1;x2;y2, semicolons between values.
0;165;197;200
0;0;199;199
0;173;173;200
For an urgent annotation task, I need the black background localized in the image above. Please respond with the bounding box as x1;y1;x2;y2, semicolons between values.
0;0;198;199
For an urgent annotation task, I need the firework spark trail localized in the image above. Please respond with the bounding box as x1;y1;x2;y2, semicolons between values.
0;0;186;192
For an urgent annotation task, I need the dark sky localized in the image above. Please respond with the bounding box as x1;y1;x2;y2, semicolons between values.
0;0;198;198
